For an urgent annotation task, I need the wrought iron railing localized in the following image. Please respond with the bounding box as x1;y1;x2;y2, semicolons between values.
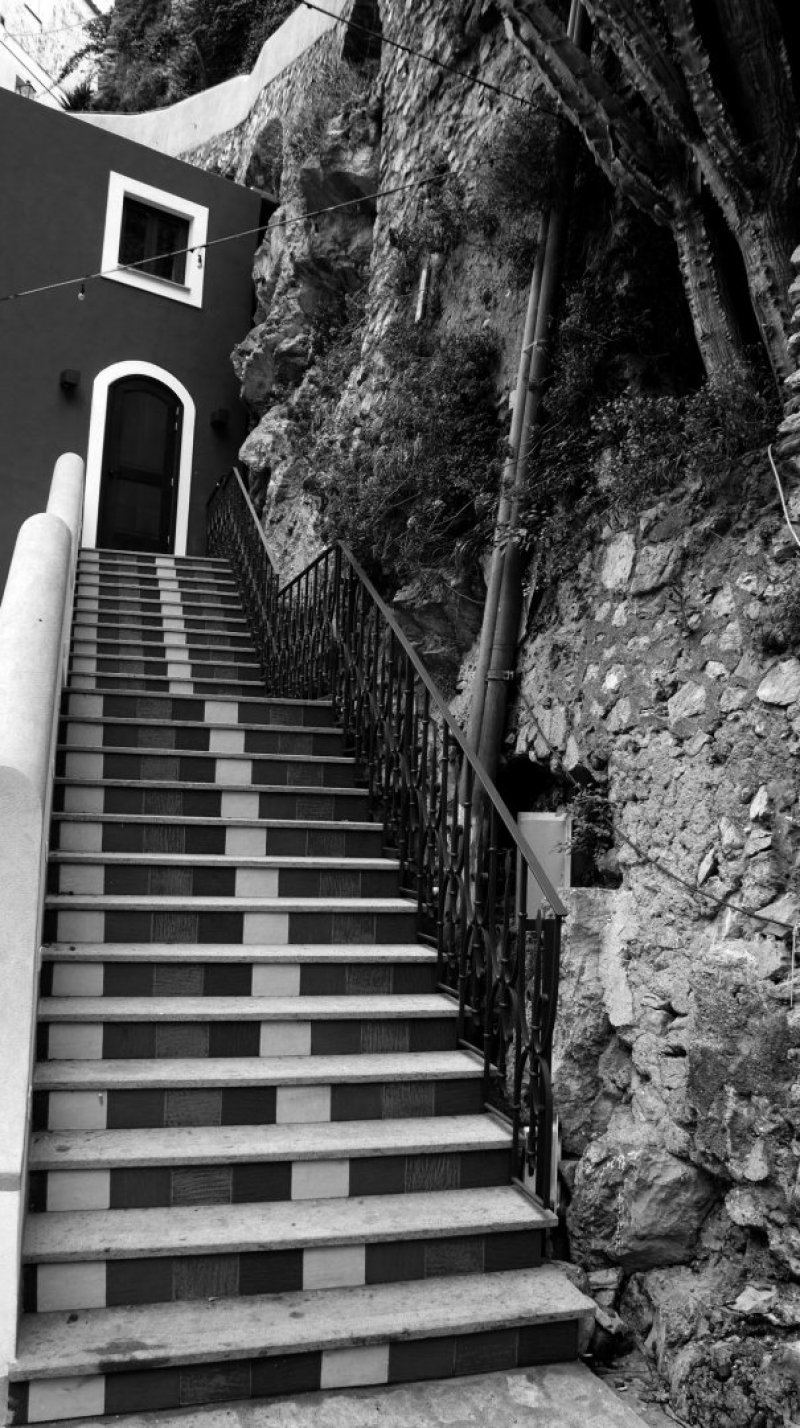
208;467;567;1210
206;468;280;671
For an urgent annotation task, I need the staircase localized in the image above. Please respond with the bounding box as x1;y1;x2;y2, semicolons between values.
10;548;592;1423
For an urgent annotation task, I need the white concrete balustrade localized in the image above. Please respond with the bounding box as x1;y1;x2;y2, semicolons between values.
77;1;350;159
0;454;84;1414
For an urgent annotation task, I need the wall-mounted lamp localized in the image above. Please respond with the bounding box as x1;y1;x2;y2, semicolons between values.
59;369;81;393
210;408;229;431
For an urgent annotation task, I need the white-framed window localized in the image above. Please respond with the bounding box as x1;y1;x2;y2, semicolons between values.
100;171;208;308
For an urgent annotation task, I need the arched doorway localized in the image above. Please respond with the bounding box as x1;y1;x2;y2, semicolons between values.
97;375;182;553
82;361;196;556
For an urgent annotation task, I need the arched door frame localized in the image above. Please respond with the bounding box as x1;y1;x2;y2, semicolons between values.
83;361;196;555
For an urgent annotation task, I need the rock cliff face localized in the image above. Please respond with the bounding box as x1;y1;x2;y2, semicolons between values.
533;464;800;1424
186;7;800;1422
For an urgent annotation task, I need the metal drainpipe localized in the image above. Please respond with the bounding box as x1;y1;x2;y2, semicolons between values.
462;209;550;791
471;0;591;792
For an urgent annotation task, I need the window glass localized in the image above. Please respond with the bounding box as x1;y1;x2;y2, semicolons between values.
119;198;189;285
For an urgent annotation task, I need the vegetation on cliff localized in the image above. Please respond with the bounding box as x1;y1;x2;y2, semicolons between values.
66;0;295;111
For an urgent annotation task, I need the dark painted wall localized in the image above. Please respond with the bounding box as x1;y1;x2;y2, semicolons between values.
0;89;264;589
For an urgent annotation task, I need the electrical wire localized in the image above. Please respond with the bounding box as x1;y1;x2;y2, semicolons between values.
768;441;800;552
0;173;445;307
301;0;536;110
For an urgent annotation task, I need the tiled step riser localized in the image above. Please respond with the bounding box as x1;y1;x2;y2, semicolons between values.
33;1075;478;1130
38;1014;454;1062
9;1318;577;1425
61;724;344;757
42;959;434;999
69;659;261;683
53;786;369;822
43;906;414;945
72;623;254;645
56;751;358;790
75;575;238;593
29;1145;513;1214
52;821;384;859
68;676;267;697
75;576;242;599
48;865;398;899
73;604;247;628
24;1228;540;1313
73;616;252;637
61;693;338;728
71;641;258;663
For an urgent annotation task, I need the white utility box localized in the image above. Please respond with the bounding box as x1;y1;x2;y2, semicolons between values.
518;811;571;916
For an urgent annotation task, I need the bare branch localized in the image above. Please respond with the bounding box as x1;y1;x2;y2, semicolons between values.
662;0;758;219
498;0;674;222
579;0;696;142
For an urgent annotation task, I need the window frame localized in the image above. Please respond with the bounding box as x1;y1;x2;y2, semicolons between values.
101;171;208;309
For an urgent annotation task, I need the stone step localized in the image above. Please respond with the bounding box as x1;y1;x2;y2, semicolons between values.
75;576;241;600
23;1187;549;1312
71;638;259;663
67;673;268;698
9;1268;593;1424
72;612;252;635
41;939;434;1001
60;717;345;757
50;813;385;859
43;888;414;945
47;853;400;902
32;1049;482;1130
69;654;263;680
55;747;359;790
78;550;232;568
52;779;370;824
74;565;237;588
28;1115;513;1212
73;596;246;621
71;621;254;648
37;992;456;1065
60;691;337;728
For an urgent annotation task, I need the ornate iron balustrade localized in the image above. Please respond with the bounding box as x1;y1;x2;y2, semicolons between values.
206;468;280;671
208;467;567;1210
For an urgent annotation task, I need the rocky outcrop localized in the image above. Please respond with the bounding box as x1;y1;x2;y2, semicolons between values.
526;462;800;1424
230;99;380;583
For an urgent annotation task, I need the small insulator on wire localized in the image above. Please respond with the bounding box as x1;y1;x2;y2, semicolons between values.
78;281;86;302
196;251;203;268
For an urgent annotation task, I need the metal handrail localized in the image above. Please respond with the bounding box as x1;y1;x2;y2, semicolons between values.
285;541;567;916
207;466;565;1209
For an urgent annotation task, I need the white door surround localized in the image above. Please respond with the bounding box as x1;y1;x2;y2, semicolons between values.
82;360;196;556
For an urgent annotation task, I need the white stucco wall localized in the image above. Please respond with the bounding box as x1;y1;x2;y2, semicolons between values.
76;0;349;158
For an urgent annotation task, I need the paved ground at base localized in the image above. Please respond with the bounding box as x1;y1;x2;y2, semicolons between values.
37;1362;669;1428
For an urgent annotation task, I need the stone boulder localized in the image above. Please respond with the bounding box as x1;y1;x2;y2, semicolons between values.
567;1111;717;1272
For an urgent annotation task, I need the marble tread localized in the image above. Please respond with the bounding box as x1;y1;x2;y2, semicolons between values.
23;1363;653;1428
48;854;398;871
37;994;458;1023
29;1114;511;1170
43;897;414;918
41;943;431;964
34;1050;481;1091
24;1186;553;1261
13;1267;593;1380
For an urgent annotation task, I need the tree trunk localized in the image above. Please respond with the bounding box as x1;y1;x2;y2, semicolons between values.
735;203;795;383
670;184;750;384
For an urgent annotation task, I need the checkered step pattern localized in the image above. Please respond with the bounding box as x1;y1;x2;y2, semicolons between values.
11;550;592;1423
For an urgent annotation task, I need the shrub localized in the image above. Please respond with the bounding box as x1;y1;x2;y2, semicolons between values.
309;319;503;589
471;103;558;282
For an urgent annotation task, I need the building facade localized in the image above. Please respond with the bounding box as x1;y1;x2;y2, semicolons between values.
0;88;267;588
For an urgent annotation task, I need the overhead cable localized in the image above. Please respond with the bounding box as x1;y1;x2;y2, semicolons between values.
0;173;444;307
